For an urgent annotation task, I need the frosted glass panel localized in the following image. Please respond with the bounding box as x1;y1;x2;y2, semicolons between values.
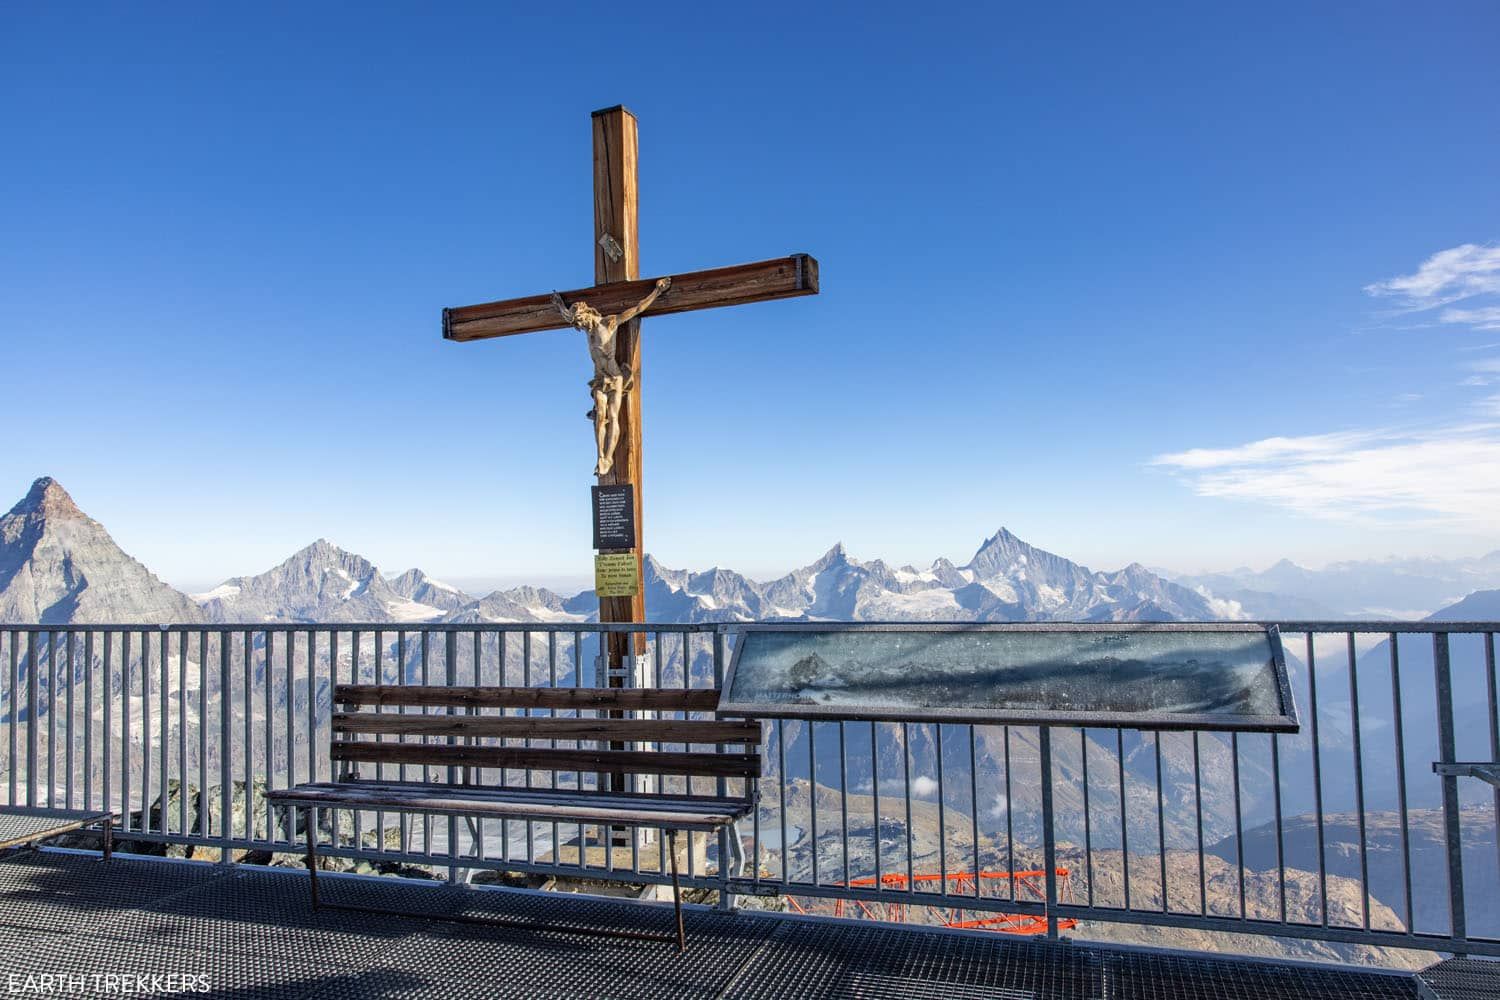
719;626;1296;732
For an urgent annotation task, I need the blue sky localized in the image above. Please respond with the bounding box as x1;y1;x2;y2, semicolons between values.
3;3;1498;591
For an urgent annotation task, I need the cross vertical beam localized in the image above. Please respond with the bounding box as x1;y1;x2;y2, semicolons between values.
592;106;647;658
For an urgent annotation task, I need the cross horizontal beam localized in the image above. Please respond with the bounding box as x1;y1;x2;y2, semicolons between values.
442;253;818;342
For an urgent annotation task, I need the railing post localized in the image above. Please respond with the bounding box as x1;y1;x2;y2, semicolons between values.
714;628;735;911
26;633;38;808
219;630;233;865
1040;725;1058;940
1432;633;1467;944
446;629;460;884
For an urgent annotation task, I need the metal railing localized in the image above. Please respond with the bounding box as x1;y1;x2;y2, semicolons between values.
0;621;1496;961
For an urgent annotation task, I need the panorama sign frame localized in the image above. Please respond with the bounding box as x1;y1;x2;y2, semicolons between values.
716;622;1298;733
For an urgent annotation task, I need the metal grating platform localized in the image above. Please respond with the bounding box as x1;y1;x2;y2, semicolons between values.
1417;957;1500;1000
0;852;1430;999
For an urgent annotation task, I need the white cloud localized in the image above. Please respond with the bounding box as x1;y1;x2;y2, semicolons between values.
1441;306;1500;331
1459;358;1500;387
1152;424;1500;531
1365;243;1500;312
911;775;938;798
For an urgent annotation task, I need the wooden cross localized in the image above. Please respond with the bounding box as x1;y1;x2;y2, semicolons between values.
441;105;819;660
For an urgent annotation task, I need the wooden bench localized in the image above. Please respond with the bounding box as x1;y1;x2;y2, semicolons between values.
267;684;762;950
0;806;114;860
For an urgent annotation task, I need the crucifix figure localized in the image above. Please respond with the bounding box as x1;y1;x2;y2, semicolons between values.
441;105;818;662
552;276;671;476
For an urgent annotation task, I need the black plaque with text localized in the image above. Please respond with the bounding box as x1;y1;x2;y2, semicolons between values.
591;484;636;551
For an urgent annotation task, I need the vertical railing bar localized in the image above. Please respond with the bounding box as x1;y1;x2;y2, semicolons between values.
140;632;150;826
1306;632;1328;926
218;631;230;858
808;719;819;886
309;632;318;797
1193;731;1205;916
421;629;431;857
1003;725;1015;902
1155;732;1167;914
48;631;57;807
777;717;788;887
522;629;532;865
969;725;980;902
1040;726;1057;940
549;631;561;876
348;638;360;857
158;630;168;833
9;631;19;806
684;631;694;882
242;631;253;843
179;631;188;836
374;629;385;854
118;632;129;825
1389;632;1413;934
1117;728;1130;912
65;631;74;810
1080;726;1093;908
1271;726;1287;925
579;629;589;873
1486;631;1500;895
1232;730;1245;921
872;721;882;892
84;631;94;811
1346;632;1369;932
471;630;482;865
285;630;295;825
444;629;457;881
902;720;913;891
497;630;507;864
936;723;946;898
263;632;273;844
840;720;851;890
1433;632;1467;943
102;632;112;822
398;630;408;855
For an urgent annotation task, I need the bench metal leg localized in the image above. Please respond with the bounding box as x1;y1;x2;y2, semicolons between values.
101;817;112;861
304;807;320;911
668;829;685;953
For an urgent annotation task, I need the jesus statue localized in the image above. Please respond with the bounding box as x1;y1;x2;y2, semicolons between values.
552;277;672;476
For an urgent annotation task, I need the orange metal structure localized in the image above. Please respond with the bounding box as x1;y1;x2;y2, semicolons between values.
785;869;1077;935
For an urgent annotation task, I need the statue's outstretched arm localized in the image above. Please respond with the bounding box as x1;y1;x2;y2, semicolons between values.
617;276;672;324
551;291;575;323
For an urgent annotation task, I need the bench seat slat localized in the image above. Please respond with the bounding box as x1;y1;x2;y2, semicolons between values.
335;685;721;712
267;782;751;831
331;713;761;745
331;740;762;779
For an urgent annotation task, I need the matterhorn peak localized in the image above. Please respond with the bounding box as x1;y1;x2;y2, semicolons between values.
9;477;85;521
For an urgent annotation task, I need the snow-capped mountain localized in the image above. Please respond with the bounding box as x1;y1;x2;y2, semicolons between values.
1170;553;1500;620
194;539;450;624
0;477;204;624
387;568;471;613
567;528;1220;623
443;585;586;625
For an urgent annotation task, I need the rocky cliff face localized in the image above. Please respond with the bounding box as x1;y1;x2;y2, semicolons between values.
0;477;203;624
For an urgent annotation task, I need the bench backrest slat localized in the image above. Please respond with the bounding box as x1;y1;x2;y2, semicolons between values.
335;684;721;713
331;713;760;745
329;684;762;788
330;741;761;779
